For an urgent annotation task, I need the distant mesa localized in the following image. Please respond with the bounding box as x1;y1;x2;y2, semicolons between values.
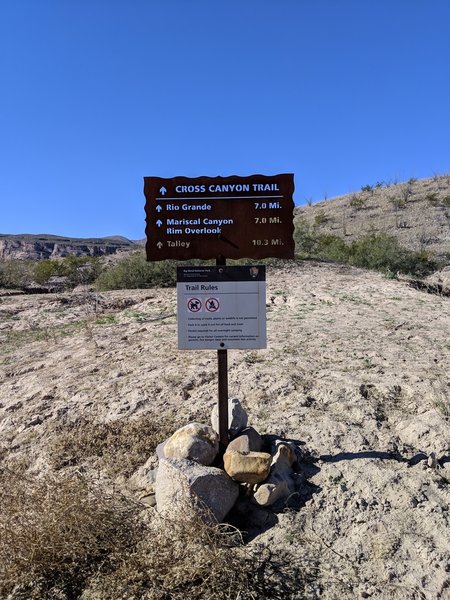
0;233;138;261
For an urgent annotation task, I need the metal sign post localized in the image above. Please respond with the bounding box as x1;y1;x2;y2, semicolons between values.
217;347;229;449
216;256;229;449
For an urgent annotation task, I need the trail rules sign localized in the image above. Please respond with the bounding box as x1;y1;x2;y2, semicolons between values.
144;174;295;261
177;266;266;350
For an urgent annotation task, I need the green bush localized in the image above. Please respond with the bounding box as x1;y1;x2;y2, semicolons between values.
314;210;329;226
96;253;177;290
0;260;34;288
33;260;65;284
33;256;102;286
348;233;437;276
316;235;350;263
293;217;319;256
61;256;102;286
349;194;366;209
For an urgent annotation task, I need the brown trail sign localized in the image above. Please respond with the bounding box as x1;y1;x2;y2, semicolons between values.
144;174;295;261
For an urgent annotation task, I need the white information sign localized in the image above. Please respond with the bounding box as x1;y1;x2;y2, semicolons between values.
177;266;266;350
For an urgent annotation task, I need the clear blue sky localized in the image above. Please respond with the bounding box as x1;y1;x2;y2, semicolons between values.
1;0;449;239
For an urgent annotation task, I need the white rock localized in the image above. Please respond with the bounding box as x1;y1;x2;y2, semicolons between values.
211;398;248;439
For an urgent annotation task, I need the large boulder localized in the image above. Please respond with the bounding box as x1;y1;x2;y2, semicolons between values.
223;450;272;484
163;423;219;466
211;398;248;439
155;458;239;523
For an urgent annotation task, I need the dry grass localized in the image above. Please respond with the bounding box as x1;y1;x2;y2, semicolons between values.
0;464;307;599
84;507;306;600
0;465;142;599
47;412;182;477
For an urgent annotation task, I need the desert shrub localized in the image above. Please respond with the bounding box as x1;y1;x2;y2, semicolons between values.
96;252;177;290
33;259;65;284
61;255;102;285
314;210;329;226
293;217;319;256
0;466;142;599
33;256;102;286
48;412;181;476
349;233;437;276
293;217;438;277
315;235;350;263
361;184;374;193
389;196;406;210
349;194;366;209
425;192;439;205
0;260;34;288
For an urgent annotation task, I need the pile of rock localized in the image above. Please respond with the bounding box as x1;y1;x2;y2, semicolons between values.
151;398;302;523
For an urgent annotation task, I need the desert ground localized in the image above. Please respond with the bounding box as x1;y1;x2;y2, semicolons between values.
1;260;450;599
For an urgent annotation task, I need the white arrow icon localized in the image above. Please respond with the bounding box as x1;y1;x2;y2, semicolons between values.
157;241;163;249
156;219;163;227
156;205;162;212
159;186;167;195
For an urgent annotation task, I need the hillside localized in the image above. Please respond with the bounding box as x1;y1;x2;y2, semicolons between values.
1;262;449;598
0;233;136;260
295;175;450;260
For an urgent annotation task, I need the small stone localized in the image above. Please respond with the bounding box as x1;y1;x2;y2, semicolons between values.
140;493;157;507
164;423;219;466
253;481;292;506
223;450;272;484
226;427;263;453
427;452;438;469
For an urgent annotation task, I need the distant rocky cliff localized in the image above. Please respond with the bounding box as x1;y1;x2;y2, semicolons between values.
0;234;137;261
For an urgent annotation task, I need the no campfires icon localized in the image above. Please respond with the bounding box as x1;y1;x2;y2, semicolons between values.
187;298;202;312
205;297;220;312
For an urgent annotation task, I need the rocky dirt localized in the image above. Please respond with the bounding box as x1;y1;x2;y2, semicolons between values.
1;261;450;599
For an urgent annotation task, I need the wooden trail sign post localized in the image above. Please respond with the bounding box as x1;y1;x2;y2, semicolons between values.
144;174;295;449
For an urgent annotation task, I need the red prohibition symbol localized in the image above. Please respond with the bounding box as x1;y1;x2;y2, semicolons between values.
187;298;202;312
205;297;220;312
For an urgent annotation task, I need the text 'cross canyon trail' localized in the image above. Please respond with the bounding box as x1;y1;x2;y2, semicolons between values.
144;174;295;261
